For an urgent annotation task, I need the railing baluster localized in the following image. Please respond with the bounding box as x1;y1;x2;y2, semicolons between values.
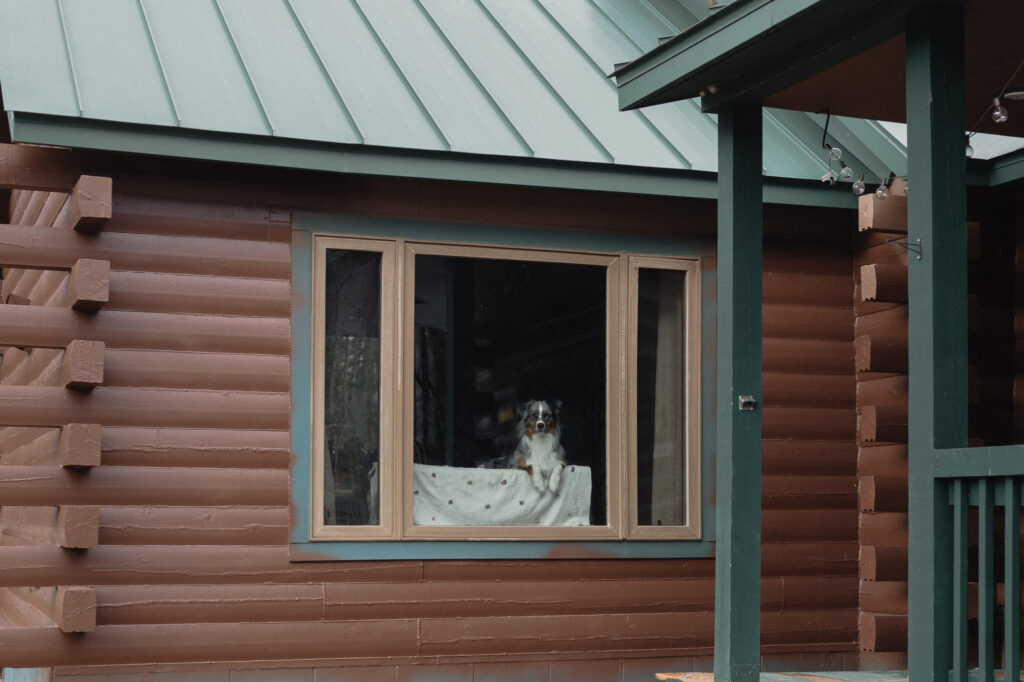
953;478;969;682
1005;478;1021;682
978;478;994;682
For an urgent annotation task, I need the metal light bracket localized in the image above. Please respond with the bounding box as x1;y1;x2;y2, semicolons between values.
885;237;922;260
738;395;757;411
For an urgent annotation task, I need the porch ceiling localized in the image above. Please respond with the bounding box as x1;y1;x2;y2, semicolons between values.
615;0;1024;138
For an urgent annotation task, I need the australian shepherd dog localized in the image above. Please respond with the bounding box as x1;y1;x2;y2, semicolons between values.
487;399;567;494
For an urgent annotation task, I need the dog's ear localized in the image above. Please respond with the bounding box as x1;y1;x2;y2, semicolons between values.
551;399;563;414
516;401;531;419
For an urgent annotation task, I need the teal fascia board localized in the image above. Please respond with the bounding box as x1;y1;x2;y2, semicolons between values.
987;149;1024;186
614;0;942;113
8;111;856;209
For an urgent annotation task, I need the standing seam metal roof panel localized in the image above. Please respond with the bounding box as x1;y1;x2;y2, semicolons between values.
138;0;272;135
0;0;907;185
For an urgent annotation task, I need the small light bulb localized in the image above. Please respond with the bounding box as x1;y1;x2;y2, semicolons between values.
828;145;842;161
852;176;866;195
876;184;889;200
839;163;854;180
903;184;908;196
993;97;1009;124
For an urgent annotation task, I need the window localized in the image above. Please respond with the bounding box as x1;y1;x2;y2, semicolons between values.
308;233;701;543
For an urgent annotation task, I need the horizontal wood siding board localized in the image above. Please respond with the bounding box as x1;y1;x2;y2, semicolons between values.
94;584;325;625
762;439;858;476
762;373;855;408
99;427;291;469
0;621;419;668
762;304;853;341
762;272;852;307
0;466;288;506
107;194;287;241
0;224;289;278
762;509;858;542
102;350;289;392
0;386;287;430
763;338;853;375
761;475;858;510
98;506;289;546
417;610;855;657
324;579;718;621
106;271;290;317
419;560;713;582
761;406;856;440
0;306;289;354
0;546;425;587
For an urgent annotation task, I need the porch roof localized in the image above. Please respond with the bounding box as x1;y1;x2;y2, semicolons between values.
612;0;1024;184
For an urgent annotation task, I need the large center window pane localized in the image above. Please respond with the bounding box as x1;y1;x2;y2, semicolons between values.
412;254;607;527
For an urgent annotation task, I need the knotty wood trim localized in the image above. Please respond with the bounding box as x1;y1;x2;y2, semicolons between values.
859;612;907;652
58;423;102;469
6;586;96;633
860;545;907;582
68;259;110;312
63;176;112;233
858;195;908;233
0;506;99;549
859;404;909;444
860;263;908;303
61;340;105;391
859;476;909;512
855;335;908;373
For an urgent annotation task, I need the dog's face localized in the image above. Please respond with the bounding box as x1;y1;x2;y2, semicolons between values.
518;400;561;438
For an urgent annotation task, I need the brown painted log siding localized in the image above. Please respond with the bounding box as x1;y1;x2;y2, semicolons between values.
0;149;860;676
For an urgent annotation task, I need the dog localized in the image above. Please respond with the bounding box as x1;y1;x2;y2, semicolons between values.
486;399;567;494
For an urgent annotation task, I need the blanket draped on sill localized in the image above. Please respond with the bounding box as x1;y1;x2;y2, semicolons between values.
412;463;591;526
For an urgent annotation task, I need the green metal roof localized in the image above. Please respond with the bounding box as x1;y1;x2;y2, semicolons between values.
0;0;906;203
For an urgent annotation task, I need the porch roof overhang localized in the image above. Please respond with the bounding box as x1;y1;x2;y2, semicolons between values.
613;0;1024;184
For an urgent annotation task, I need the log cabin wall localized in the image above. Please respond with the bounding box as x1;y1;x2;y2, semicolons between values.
854;184;1020;670
0;146;859;679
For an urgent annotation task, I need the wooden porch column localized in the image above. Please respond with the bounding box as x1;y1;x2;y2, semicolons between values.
713;100;763;682
905;3;967;680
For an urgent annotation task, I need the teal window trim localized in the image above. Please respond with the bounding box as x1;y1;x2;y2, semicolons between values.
289;213;716;561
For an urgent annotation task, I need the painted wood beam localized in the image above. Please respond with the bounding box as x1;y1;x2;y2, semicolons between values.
713;99;763;682
904;3;967;680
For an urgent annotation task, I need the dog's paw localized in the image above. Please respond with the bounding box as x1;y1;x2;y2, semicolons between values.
548;464;564;493
530;470;545;493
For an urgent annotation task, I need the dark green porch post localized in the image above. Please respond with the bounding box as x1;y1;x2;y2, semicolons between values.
905;3;967;680
714;100;763;682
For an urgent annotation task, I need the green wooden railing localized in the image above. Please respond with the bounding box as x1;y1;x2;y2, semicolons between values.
946;476;1022;682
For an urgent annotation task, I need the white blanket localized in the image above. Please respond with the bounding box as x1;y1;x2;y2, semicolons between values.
413;463;591;526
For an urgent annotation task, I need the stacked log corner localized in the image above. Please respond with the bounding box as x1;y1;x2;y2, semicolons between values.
855;190;910;669
0;169;111;639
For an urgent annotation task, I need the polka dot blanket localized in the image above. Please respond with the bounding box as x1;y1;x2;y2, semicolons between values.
412;463;591;526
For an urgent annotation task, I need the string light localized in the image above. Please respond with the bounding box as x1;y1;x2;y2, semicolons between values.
852;174;866;195
839;162;854;180
992;97;1009;123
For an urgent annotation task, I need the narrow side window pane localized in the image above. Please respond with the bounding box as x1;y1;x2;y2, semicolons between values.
412;254;607;527
636;268;687;527
323;248;381;526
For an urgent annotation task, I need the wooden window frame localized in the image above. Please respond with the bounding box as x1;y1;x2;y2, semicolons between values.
309;233;702;543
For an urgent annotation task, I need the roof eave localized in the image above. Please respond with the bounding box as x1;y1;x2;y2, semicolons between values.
614;0;959;114
6;110;858;209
